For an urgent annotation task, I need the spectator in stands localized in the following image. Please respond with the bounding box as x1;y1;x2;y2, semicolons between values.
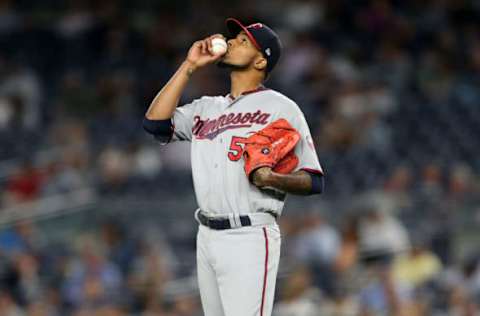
392;240;442;289
316;284;360;316
127;238;174;312
0;220;43;255
169;294;202;316
0;289;24;316
273;266;322;316
358;257;416;316
42;150;90;196
99;219;136;274
0;54;42;130
3;160;43;206
26;299;60;316
357;207;410;261
55;70;100;119
448;163;479;204
97;145;132;194
417;163;443;203
333;215;360;274
12;252;42;305
62;234;123;309
291;210;341;293
382;165;413;213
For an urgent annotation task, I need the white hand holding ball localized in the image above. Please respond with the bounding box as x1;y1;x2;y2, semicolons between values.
211;38;228;55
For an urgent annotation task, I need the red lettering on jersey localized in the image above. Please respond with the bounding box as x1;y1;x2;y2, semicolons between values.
250;110;261;123
193;111;271;140
218;114;227;128
256;113;270;124
226;113;235;124
240;113;252;123
192;116;204;134
203;119;216;135
231;113;243;124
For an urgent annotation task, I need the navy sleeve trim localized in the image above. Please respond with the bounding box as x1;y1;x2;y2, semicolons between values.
142;117;174;143
310;173;324;194
300;170;324;195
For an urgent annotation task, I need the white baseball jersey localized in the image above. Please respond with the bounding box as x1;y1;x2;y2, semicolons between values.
160;87;323;216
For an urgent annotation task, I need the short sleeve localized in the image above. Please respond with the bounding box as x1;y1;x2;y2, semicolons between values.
290;113;324;175
170;98;204;142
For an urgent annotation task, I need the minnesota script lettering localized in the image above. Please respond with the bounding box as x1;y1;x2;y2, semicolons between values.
192;111;271;140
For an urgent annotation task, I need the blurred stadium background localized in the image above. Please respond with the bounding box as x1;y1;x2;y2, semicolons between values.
0;0;480;315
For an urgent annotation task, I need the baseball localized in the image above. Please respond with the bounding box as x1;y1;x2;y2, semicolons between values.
211;37;227;55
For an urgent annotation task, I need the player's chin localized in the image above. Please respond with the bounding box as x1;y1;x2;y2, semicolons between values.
216;54;231;66
216;60;231;69
217;58;235;68
216;60;249;70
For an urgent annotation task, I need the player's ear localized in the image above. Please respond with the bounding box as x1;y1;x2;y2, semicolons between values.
253;56;267;72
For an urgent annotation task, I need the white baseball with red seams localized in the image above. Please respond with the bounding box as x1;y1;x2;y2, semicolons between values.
211;37;228;55
157;87;323;316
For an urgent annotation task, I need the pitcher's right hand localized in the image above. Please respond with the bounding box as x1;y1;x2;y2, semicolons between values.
185;34;226;70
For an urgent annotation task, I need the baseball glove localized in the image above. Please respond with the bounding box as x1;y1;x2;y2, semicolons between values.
242;118;300;179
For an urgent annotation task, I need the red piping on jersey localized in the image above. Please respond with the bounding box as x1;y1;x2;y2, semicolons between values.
227;86;269;101
260;227;269;316
243;86;269;95
301;167;324;175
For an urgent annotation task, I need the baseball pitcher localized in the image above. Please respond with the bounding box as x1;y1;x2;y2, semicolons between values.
143;18;324;316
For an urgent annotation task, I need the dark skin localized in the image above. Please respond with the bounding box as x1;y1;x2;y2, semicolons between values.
145;30;313;195
251;167;313;195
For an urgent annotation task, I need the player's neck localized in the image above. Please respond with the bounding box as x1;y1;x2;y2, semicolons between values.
229;70;264;99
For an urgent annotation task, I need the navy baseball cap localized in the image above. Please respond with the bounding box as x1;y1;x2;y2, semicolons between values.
225;18;282;74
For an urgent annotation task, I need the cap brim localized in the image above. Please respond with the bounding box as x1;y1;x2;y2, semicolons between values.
225;18;261;50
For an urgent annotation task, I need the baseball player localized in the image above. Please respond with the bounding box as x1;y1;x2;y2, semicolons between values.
143;18;324;316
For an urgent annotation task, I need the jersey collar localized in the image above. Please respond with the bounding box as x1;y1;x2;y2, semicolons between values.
226;86;269;102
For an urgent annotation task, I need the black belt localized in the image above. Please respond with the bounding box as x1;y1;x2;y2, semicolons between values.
197;211;251;230
197;210;278;230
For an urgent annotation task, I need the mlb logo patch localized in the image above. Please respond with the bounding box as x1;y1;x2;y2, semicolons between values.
265;48;271;56
248;23;263;29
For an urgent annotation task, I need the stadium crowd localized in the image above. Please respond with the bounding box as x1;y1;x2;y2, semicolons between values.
0;0;480;315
